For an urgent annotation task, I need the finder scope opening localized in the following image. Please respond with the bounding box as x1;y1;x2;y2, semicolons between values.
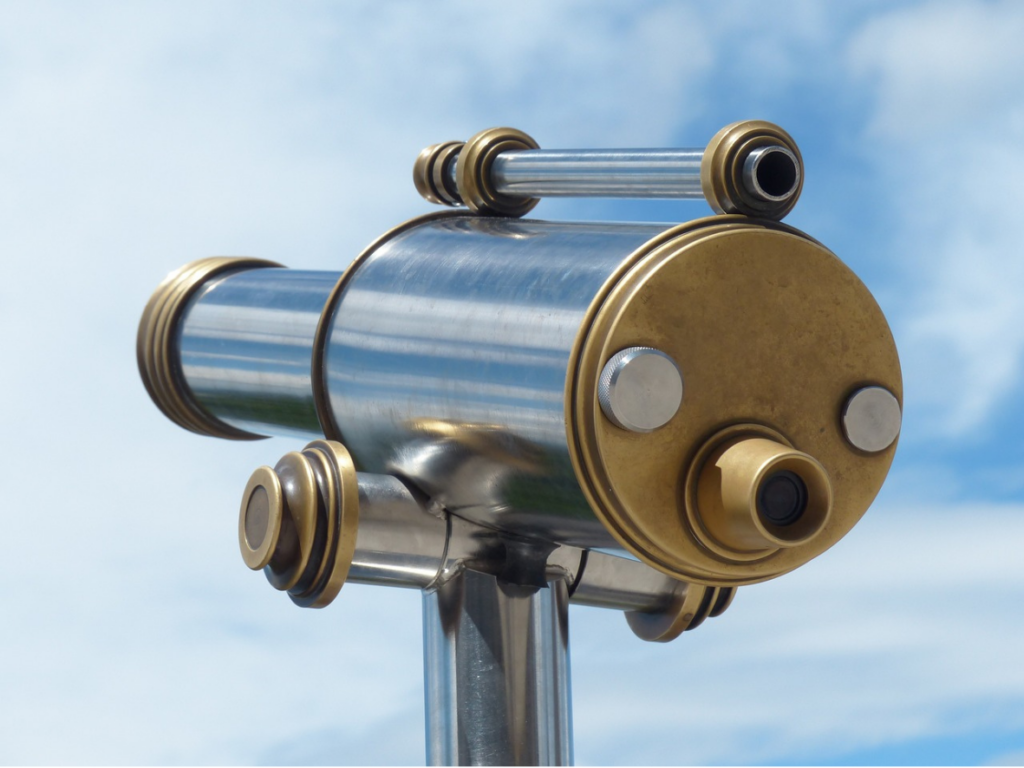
744;146;800;202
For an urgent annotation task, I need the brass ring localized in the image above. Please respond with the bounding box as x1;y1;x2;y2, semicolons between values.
291;439;360;608
137;257;281;440
625;583;722;643
701;120;804;220
456;127;540;217
413;141;464;206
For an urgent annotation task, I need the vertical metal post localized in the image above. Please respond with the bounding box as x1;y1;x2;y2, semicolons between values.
422;569;573;766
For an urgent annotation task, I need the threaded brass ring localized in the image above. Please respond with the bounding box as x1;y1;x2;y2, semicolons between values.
413;141;464;206
456;127;540;217
137;256;281;440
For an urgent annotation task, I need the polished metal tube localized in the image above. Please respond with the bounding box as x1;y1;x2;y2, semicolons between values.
326;216;667;551
490;148;705;198
570;550;680;614
350;474;699;617
444;145;800;203
175;217;670;552
178;267;338;437
348;473;448;589
423;569;573;766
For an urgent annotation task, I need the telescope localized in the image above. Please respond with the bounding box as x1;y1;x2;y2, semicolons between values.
137;121;902;765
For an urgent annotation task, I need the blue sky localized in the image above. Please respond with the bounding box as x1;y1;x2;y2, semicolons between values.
1;1;1023;764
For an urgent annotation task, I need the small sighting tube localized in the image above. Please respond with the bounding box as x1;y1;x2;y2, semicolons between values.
420;120;804;219
485;148;707;198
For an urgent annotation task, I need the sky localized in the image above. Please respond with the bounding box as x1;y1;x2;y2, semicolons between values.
1;0;1023;764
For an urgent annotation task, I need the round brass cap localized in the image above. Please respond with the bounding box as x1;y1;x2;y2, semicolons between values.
137;257;281;440
238;440;360;608
567;216;902;586
239;466;284;570
701;120;804;220
456;127;540;217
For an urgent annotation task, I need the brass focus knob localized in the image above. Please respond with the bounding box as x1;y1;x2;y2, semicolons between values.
238;440;359;608
689;429;833;560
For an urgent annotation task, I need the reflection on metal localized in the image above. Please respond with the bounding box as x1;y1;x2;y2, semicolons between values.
137;120;903;765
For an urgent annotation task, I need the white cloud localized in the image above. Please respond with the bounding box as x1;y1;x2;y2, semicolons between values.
848;0;1024;437
570;502;1024;765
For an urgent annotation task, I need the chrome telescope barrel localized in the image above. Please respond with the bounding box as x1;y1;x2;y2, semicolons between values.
140;211;902;587
178;267;338;438
415;120;805;220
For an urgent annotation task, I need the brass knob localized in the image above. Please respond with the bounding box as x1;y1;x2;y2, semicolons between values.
238;440;359;608
691;431;833;559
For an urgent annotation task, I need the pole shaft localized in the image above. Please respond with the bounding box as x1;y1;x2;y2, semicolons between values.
423;569;573;766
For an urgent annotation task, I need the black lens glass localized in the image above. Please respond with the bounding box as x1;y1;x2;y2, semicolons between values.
757;470;808;527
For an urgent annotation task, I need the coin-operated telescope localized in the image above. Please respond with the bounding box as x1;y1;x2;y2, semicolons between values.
137;122;902;766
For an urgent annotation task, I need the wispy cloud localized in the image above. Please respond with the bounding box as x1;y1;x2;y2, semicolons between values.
848;0;1024;437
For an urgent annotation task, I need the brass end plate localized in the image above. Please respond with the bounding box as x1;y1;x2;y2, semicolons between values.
137;256;281;440
567;216;902;586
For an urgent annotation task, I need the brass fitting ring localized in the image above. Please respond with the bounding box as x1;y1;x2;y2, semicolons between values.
413;141;464;206
137;257;281;440
238;439;360;609
626;584;736;643
701;120;804;220
456;127;540;217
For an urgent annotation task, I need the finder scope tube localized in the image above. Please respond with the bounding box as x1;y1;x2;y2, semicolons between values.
413;120;804;219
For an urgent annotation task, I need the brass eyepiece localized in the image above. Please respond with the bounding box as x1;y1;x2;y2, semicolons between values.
237;440;359;608
693;435;832;557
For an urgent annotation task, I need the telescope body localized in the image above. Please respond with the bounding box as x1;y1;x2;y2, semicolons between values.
137;122;905;765
150;212;901;587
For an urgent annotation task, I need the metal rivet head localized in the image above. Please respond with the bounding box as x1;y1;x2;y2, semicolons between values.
842;386;902;453
598;347;683;433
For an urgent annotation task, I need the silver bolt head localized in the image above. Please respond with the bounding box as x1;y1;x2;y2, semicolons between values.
842;386;902;453
598;347;683;433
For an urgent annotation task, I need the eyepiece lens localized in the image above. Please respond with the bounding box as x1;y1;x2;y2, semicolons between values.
757;469;808;527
